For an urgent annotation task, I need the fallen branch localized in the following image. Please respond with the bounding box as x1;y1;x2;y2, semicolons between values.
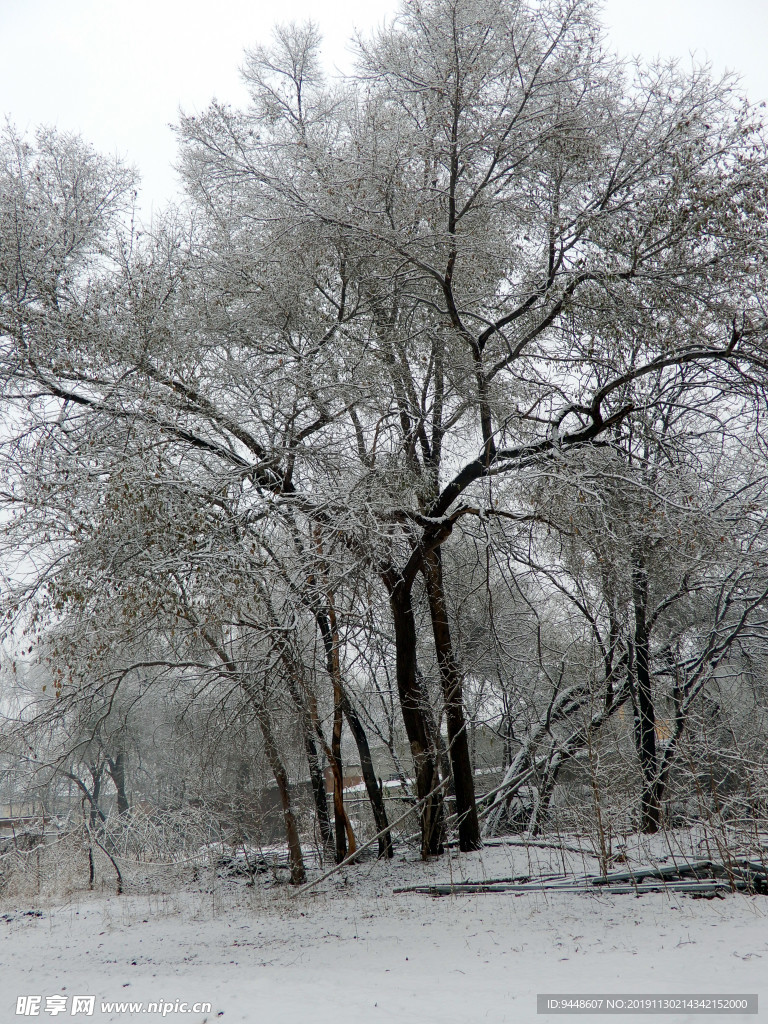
396;880;748;897
394;857;768;898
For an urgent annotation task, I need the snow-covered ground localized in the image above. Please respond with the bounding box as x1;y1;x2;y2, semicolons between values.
2;835;766;1023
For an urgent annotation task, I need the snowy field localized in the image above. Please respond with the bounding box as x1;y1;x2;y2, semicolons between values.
2;835;766;1024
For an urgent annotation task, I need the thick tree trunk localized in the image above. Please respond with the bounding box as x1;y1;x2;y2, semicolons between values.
423;549;481;851
389;578;445;857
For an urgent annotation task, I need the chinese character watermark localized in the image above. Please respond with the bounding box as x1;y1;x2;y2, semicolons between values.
70;996;95;1016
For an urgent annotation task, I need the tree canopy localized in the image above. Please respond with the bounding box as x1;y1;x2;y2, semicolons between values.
2;0;768;872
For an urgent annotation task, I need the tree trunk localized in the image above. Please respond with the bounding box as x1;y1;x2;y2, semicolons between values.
502;705;516;770
303;676;357;864
389;577;445;857
253;698;306;885
283;666;334;859
236;669;306;885
315;607;357;863
89;765;104;830
437;731;454;800
423;549;481;851
529;747;562;835
106;750;129;815
296;711;334;860
341;690;393;858
632;555;661;833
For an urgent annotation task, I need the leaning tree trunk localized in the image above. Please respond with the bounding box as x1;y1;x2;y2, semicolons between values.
315;607;358;863
251;693;306;886
263;589;335;860
235;668;306;886
340;689;394;858
529;745;562;836
302;681;357;865
201;631;307;880
423;549;481;851
283;667;334;859
315;588;395;858
66;771;107;829
388;576;445;857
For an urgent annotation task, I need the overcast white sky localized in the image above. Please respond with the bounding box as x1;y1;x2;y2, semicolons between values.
2;0;767;215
